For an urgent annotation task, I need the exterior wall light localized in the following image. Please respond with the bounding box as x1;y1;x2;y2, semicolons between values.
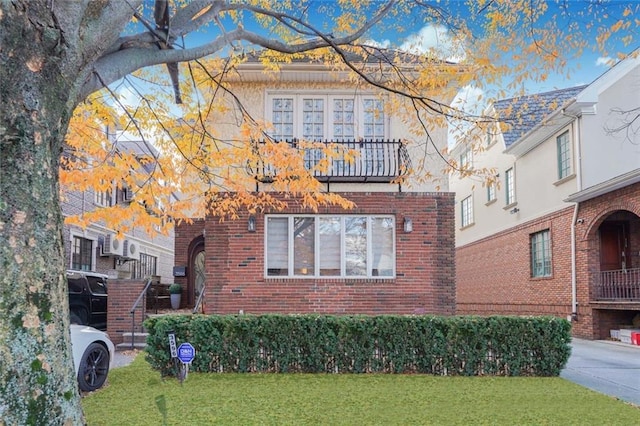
248;215;256;232
403;217;413;233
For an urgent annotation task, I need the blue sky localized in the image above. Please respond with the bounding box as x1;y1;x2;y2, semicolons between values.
124;1;638;118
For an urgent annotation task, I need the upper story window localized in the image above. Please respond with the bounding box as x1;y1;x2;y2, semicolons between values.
487;182;496;203
459;146;473;171
266;215;395;278
505;167;515;206
530;229;551;278
71;236;93;271
95;189;112;207
267;93;388;141
461;196;474;228
556;131;571;180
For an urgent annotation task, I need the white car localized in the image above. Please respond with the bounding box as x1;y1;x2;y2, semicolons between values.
70;324;115;391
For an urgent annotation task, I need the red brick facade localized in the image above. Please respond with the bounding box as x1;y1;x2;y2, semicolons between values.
174;192;456;316
457;181;640;339
106;279;147;345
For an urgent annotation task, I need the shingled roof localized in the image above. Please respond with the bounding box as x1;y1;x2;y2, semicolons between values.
494;85;587;147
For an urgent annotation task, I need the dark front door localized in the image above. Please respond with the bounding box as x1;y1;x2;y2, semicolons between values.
599;222;629;271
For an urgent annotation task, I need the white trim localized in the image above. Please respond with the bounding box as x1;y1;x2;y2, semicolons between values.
264;214;396;279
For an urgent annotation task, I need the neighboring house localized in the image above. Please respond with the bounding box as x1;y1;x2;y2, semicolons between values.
174;53;457;315
452;50;640;339
61;134;175;284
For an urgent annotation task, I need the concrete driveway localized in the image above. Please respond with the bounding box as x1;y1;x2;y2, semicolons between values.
561;338;640;406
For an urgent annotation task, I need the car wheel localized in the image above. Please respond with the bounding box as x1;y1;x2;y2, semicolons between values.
77;342;110;392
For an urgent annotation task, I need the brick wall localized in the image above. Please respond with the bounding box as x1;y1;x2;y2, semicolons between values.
457;181;640;339
175;192;455;316
457;206;575;316
107;279;147;345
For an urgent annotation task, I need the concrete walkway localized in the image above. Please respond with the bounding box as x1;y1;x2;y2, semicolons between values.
561;338;640;406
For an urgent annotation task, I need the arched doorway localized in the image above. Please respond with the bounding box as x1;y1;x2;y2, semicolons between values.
188;236;205;310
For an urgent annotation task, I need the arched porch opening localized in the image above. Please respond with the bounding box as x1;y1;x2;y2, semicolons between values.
587;209;640;339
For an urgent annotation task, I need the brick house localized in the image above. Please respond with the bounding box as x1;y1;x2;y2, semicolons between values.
452;50;640;339
173;53;458;316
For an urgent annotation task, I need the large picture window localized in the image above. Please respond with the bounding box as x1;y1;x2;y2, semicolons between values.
266;215;395;278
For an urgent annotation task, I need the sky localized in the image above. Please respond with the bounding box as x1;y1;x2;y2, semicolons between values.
122;1;639;128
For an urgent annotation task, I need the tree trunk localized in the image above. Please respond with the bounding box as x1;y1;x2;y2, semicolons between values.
1;4;85;424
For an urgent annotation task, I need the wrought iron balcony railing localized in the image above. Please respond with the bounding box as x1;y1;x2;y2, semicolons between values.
247;139;411;183
593;268;640;301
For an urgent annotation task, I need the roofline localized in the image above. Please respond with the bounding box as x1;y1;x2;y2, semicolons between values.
565;168;640;203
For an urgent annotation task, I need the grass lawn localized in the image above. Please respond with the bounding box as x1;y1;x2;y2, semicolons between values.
82;353;640;425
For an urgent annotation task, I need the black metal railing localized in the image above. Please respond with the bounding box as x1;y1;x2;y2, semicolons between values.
129;276;154;350
593;268;640;301
247;139;411;183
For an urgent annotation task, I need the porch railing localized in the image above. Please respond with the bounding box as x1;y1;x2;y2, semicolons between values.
593;268;640;301
246;139;411;183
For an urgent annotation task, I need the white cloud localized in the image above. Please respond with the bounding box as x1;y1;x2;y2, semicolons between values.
596;56;615;67
399;24;466;62
448;85;486;149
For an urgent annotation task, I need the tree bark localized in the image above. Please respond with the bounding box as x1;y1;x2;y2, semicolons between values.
1;3;85;424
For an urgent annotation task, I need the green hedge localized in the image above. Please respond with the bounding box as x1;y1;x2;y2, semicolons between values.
144;314;571;377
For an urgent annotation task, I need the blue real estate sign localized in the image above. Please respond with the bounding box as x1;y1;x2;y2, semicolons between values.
177;342;196;364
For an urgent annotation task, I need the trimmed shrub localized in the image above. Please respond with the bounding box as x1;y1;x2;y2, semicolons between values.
144;314;571;377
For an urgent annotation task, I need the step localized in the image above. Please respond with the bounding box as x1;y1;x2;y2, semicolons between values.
121;331;149;344
116;341;147;351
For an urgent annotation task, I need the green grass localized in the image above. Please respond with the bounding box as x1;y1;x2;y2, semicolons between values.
82;353;640;425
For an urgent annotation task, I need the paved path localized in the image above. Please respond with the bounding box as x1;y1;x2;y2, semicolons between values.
561;339;640;406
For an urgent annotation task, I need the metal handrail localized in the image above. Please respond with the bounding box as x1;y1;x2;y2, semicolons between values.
193;286;205;314
246;138;411;183
129;276;154;350
593;267;640;300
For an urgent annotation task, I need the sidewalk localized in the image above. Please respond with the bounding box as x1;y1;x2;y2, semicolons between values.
560;338;640;406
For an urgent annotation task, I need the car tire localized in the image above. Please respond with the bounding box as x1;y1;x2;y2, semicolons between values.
77;342;110;392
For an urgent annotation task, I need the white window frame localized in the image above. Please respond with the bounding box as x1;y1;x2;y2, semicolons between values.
505;167;515;206
487;182;496;203
461;196;473;227
459;146;472;170
264;215;396;278
556;130;571;180
265;91;389;141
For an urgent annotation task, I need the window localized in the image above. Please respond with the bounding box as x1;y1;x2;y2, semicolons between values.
459;146;472;170
530;230;551;277
132;253;157;279
461;196;473;227
71;236;93;271
266;215;395;278
95;189;112;207
267;93;387;140
505;167;515;205
556;131;571;179
487;182;496;203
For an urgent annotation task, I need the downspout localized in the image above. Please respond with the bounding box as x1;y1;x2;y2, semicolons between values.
569;113;583;322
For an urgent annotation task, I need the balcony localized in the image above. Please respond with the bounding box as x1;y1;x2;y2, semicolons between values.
247;139;411;184
593;268;640;301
